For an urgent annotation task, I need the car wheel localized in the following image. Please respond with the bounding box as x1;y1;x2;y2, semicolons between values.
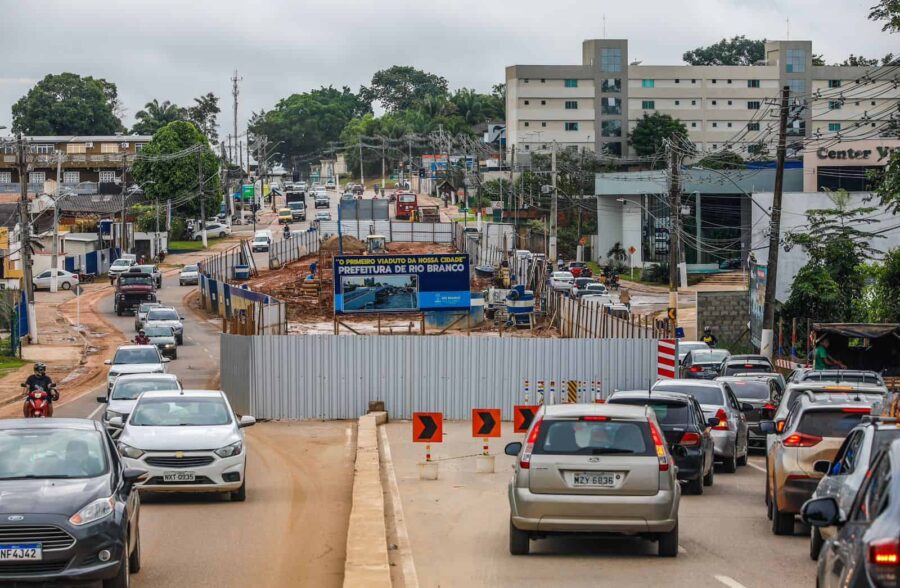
685;475;703;495
771;496;794;536
720;451;737;474
703;461;714;487
810;526;823;561
657;522;679;557
116;306;122;317
219;232;226;238
737;451;748;467
61;281;72;290
129;526;142;573
176;335;183;345
172;350;178;360
509;520;529;555
231;480;246;502
103;536;130;588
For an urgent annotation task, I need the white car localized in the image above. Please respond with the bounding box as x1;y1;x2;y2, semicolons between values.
108;257;135;280
315;211;332;221
32;269;79;290
99;373;182;437
194;222;231;240
549;271;575;291
179;264;200;286
105;345;170;392
325;180;336;190
114;390;256;500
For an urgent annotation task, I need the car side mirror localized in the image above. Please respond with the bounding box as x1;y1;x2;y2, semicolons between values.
814;460;832;475
108;417;123;428
161;358;171;363
504;442;522;456
19;383;25;388
801;497;843;528
758;421;776;434
707;417;720;428
740;402;754;412
96;396;108;403
238;415;256;429
180;316;185;320
122;468;149;489
104;360;112;365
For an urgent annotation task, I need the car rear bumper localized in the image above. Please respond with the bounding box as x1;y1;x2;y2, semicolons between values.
673;450;704;481
509;486;679;534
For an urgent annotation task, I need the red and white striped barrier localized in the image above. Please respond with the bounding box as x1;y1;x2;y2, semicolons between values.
658;339;677;379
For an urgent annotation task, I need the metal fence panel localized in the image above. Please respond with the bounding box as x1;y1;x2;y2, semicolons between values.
222;335;661;420
220;333;252;414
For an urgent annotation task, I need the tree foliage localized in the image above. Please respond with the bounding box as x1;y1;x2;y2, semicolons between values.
836;53;896;66
187;93;220;143
629;113;689;157
873;150;900;215
131;121;220;219
682;36;765;66
11;73;123;135
132;99;186;136
782;263;845;321
870;0;900;33
359;66;449;112
697;150;744;170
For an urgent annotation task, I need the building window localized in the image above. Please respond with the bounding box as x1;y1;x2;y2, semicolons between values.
0;172;11;184
601;97;621;115
601;120;622;137
641;100;655;110
564;79;578;88
712;79;717;84
674;100;680;105
540;100;546;105
605;142;622;157
788;79;805;95
871;101;876;106
747;101;761;110
99;171;116;183
748;79;760;88
600;47;622;73
541;122;547;127
711;100;717;105
727;79;733;84
542;144;547;150
691;79;696;84
691;100;697;106
524;100;530;105
786;48;806;73
30;144;53;154
787;120;806;136
675;79;680;84
565;101;578;109
540;78;546;83
642;79;655;88
135;143;146;152
101;143;119;154
601;78;621;93
712;122;718;128
748;122;760;131
691;122;697;128
828;100;842;110
828;80;841;88
565;122;579;131
523;79;529;83
63;171;79;185
66;143;86;154
524;122;530;127
727;122;733;128
712;144;718;149
524;145;530;151
28;172;46;185
828;123;841;132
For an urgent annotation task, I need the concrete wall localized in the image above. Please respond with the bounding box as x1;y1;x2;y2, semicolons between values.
697;290;750;348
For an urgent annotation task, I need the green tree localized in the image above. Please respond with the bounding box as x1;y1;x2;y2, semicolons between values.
11;73;123;135
132;99;186;136
874;151;900;214
131;121;221;220
682;36;765;65
629;113;689;157
870;0;900;32
871;248;900;321
360;66;449;112
834;54;895;66
782;263;845;322
607;242;627;263
187;93;221;142
697;150;744;170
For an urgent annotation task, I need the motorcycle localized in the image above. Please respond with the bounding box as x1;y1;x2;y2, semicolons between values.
78;272;96;283
609;275;620;291
22;383;58;418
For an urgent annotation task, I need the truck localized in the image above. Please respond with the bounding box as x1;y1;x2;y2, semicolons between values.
285;187;305;204
395;191;418;220
114;269;157;316
288;200;307;221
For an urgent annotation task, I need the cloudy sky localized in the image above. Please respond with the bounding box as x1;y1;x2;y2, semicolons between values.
1;0;895;138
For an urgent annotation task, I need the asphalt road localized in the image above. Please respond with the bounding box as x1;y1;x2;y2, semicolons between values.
52;272;356;587
386;421;816;588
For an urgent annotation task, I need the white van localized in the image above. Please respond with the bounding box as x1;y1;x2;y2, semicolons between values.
251;230;273;252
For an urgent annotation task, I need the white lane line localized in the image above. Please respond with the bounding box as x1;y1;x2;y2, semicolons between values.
379;426;420;588
714;575;748;588
678;545;687;554
87;403;105;420
747;462;766;473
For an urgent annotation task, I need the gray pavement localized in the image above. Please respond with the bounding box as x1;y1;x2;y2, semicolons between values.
385;421;815;588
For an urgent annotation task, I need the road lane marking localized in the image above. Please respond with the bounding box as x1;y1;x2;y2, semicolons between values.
747;462;766;473
714;575;748;588
87;403;105;420
678;545;687;554
379;426;420;588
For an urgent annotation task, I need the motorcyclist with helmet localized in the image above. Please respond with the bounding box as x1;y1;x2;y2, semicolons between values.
701;326;719;347
134;329;151;345
23;362;58;417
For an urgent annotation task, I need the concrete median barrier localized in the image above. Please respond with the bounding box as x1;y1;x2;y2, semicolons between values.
343;412;391;588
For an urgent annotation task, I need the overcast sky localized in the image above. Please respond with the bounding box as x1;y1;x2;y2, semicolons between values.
1;0;895;139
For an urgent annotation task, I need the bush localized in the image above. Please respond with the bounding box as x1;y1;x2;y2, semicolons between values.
643;262;670;284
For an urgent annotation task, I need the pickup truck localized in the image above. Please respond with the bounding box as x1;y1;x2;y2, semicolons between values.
288;201;306;221
115;269;157;316
314;194;330;209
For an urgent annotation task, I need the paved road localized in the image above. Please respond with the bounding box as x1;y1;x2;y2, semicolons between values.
385;421;815;588
51;272;356;587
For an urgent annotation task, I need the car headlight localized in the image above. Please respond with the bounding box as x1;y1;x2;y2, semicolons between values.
70;496;115;526
118;443;144;459
214;440;243;458
105;410;123;422
164;343;176;348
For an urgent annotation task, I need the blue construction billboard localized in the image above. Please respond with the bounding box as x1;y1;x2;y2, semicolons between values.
333;254;470;314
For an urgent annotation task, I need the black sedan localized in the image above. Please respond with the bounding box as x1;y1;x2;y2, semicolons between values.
607;390;718;495
680;348;731;379
0;419;145;586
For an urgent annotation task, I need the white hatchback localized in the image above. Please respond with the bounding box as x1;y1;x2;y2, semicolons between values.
114;390;255;501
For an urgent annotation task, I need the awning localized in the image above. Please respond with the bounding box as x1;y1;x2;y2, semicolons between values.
812;323;900;339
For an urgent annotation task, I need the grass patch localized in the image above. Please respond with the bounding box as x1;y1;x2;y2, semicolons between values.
168;238;227;252
0;356;26;374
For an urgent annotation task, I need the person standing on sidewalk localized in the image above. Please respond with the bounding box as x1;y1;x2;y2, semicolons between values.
619;288;631;310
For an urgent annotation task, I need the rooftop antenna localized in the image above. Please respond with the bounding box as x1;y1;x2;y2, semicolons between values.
786;17;790;40
602;14;607;38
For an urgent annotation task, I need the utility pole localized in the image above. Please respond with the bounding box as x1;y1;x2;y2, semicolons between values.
231;70;241;166
381;137;386;193
408;137;413;190
16;134;36;343
120;151;128;254
51;151;63;292
549;144;558;263
761;85;791;359
359;140;365;187
667;141;683;338
198;152;208;248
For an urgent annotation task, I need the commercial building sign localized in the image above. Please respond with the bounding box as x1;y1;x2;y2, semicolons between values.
815;145;898;162
333;254;471;314
749;263;767;348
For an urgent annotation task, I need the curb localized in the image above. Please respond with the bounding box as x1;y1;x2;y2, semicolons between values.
343;412;392;588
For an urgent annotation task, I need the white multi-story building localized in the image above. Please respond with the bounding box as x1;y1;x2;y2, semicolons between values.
506;39;899;158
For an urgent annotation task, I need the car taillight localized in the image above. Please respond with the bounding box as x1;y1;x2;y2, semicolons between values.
763;403;777;411
678;432;701;447
648;420;670;472
581;415;609;421
776;419;786;433
713;408;729;430
869;538;900;587
842;407;871;414
783;433;822;447
519;418;542;470
689;366;702;373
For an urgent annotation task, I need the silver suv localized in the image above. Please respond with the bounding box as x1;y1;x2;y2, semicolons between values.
504;404;680;557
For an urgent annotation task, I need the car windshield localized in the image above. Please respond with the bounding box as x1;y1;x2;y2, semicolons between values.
678;342;709;358
130;397;232;426
399;194;416;202
533;419;652;456
0;429;108;479
797;409;868;438
553;272;573;279
112;378;179;400
135;266;155;273
113;348;160;364
288;203;304;209
182;265;198;272
611;399;691;425
690;350;730;363
653;383;724;405
139;303;160;313
120;276;152;286
111;260;130;267
253;237;268;243
586;284;605;291
726;380;771;400
574;278;594;287
143;326;173;337
147;310;179;321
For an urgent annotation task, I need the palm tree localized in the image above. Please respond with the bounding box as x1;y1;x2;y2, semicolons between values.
132;99;186;135
451;89;486;126
607;241;627;263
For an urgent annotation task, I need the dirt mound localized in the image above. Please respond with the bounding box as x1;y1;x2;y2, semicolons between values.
321;235;366;253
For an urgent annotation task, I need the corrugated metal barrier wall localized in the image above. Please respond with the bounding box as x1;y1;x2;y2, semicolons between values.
221;334;662;420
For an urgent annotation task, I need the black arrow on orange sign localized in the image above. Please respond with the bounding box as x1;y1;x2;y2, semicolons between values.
476;411;496;436
418;415;437;441
519;408;535;429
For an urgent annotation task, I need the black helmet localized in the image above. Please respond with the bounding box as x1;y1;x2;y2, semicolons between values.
34;362;46;375
704;326;712;333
